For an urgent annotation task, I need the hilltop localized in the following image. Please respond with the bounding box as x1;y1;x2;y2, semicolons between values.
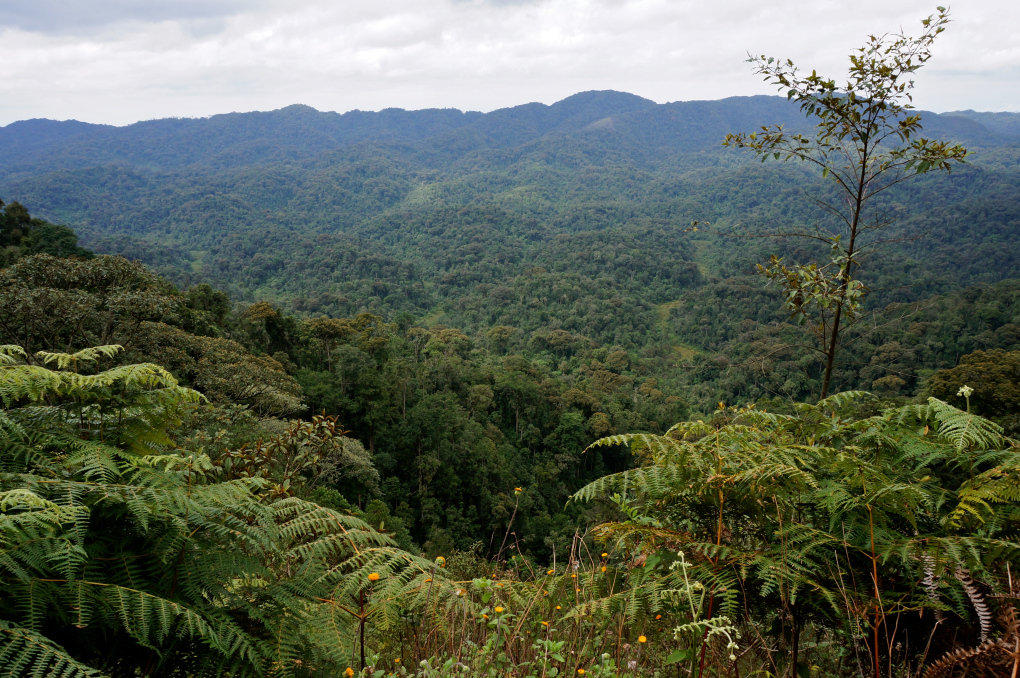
1;91;1018;351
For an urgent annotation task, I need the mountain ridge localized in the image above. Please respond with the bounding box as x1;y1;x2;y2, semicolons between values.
1;91;1018;336
4;92;1017;181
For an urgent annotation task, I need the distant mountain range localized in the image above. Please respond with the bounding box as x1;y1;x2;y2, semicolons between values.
3;92;1017;179
1;91;1018;335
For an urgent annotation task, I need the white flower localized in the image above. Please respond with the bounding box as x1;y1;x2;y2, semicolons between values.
957;385;974;398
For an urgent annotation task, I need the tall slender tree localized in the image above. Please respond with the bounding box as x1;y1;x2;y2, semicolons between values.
724;6;968;398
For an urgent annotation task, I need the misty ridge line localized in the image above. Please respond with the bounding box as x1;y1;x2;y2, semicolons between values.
1;90;1017;180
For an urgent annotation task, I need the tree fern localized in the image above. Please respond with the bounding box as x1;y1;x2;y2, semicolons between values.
571;393;1020;671
1;346;425;677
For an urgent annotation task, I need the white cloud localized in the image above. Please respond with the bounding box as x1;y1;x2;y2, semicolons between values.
1;0;1017;126
0;0;261;35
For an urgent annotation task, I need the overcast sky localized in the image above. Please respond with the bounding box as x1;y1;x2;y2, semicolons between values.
1;0;1017;126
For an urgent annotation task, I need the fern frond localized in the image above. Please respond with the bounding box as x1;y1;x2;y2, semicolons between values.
572;463;690;504
813;390;874;412
949;462;1020;528
926;398;1005;453
0;346;28;367
35;345;123;371
0;620;104;678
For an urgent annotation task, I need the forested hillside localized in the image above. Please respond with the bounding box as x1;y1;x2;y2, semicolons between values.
4;224;1020;677
4;13;1020;673
3;94;1018;318
3;92;1020;400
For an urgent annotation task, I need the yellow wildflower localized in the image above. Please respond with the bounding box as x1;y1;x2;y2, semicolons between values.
345;669;354;677
639;635;647;643
495;606;504;613
368;572;380;582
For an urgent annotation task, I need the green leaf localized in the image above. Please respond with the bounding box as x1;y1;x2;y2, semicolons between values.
665;649;693;664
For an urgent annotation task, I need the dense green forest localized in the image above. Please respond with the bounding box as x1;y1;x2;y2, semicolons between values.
4;207;1020;678
5;94;1020;415
5;201;1020;556
2;94;1019;418
2;93;1018;319
3;11;1020;676
3;93;1020;408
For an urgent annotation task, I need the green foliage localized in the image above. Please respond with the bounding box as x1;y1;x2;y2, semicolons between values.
214;413;379;499
0;254;304;417
0;252;180;357
2;89;1016;344
668;277;1020;410
131;321;304;417
572;393;1020;675
0;199;92;266
12;248;1020;567
5;85;1017;416
927;349;1020;433
0;621;102;678
724;7;969;396
0;252;660;559
4;48;1020;677
0;346;438;677
287;318;674;558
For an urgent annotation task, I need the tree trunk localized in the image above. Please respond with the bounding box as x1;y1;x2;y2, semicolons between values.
819;158;869;399
820;304;843;399
360;589;366;670
790;605;802;678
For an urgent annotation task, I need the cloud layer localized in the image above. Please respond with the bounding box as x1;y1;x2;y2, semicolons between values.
1;0;1017;125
